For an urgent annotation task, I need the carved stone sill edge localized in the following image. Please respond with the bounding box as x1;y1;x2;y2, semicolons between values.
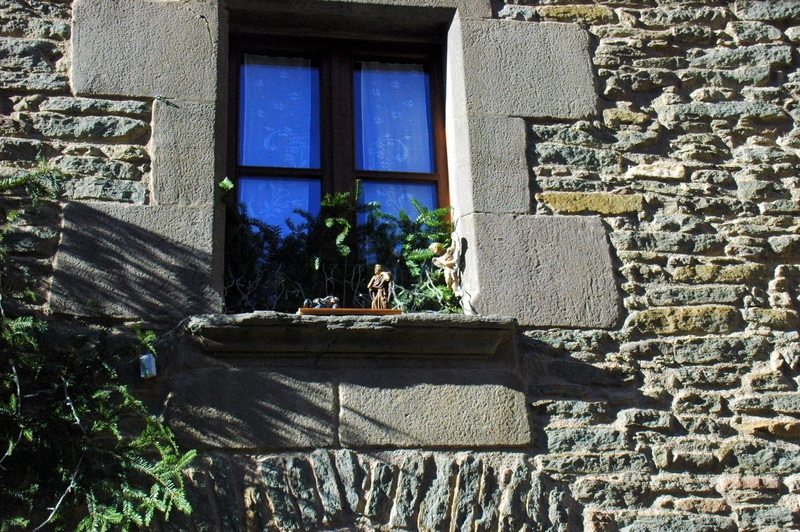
185;311;518;358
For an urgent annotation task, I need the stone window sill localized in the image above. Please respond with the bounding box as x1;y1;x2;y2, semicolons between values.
186;311;516;357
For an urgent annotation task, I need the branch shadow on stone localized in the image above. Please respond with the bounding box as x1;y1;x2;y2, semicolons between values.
49;201;220;322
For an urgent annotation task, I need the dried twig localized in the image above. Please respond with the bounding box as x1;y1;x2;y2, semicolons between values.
0;362;22;468
33;457;82;532
62;378;86;435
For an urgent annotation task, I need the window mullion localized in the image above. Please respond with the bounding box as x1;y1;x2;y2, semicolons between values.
429;50;450;211
329;46;356;197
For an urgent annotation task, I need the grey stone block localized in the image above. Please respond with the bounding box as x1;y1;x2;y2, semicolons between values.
72;0;218;100
418;454;456;530
49;202;222;320
0;71;68;92
388;454;426;528
449;115;530;215
333;450;367;514
0;37;59;72
30;113;149;142
164;370;336;450
458;19;597;119
339;379;531;447
364;462;395;520
309;450;343;526
286;456;321;530
459;214;621;328
733;0;800;22
151;99;217;206
451;456;481;531
260;457;303;531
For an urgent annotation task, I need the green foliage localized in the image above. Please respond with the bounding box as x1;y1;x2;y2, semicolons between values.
361;197;459;312
224;188;462;313
217;177;234;191
224;191;366;311
0;163;195;530
0;159;64;205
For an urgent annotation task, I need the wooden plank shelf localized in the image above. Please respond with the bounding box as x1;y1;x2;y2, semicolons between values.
297;308;402;316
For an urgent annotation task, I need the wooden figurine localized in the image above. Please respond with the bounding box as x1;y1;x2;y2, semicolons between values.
367;264;392;309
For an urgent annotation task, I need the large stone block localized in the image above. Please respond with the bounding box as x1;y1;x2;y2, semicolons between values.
49;202;222;320
151;99;217;205
457;19;597;119
163;369;336;450
459;214;621;328
339;377;531;447
449;115;530;215
71;0;219;100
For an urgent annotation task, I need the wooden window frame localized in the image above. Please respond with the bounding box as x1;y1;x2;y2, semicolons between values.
227;35;450;214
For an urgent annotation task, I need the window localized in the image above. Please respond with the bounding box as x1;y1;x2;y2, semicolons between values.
228;37;449;234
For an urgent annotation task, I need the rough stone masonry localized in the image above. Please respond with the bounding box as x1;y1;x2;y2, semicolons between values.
5;0;800;530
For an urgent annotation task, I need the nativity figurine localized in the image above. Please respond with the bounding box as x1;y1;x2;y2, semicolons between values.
367;264;392;310
429;235;460;294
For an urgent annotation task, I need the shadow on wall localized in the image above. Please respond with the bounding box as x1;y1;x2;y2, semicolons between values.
49;201;220;322
151;328;532;453
157;365;338;450
521;333;656;452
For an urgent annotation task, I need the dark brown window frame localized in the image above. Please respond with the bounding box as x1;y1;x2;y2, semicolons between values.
227;35;450;214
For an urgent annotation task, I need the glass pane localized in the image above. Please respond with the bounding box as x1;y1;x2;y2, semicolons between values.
355;62;434;173
360;181;437;220
238;176;321;235
239;55;320;168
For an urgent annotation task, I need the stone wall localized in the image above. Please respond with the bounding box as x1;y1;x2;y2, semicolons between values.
0;0;151;203
5;0;800;531
510;0;800;530
0;0;152;312
159;451;583;532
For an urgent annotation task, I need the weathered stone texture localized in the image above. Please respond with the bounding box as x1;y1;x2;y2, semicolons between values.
167;452;579;532
49;202;222;319
0;2;152;202
460;213;621;328
71;0;219;100
8;0;800;529
456;18;598;119
339;380;531;447
503;0;800;528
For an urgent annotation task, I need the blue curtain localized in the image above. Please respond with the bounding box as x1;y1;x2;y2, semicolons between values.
239;55;320;169
355;62;434;173
238;176;321;235
360;181;437;220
